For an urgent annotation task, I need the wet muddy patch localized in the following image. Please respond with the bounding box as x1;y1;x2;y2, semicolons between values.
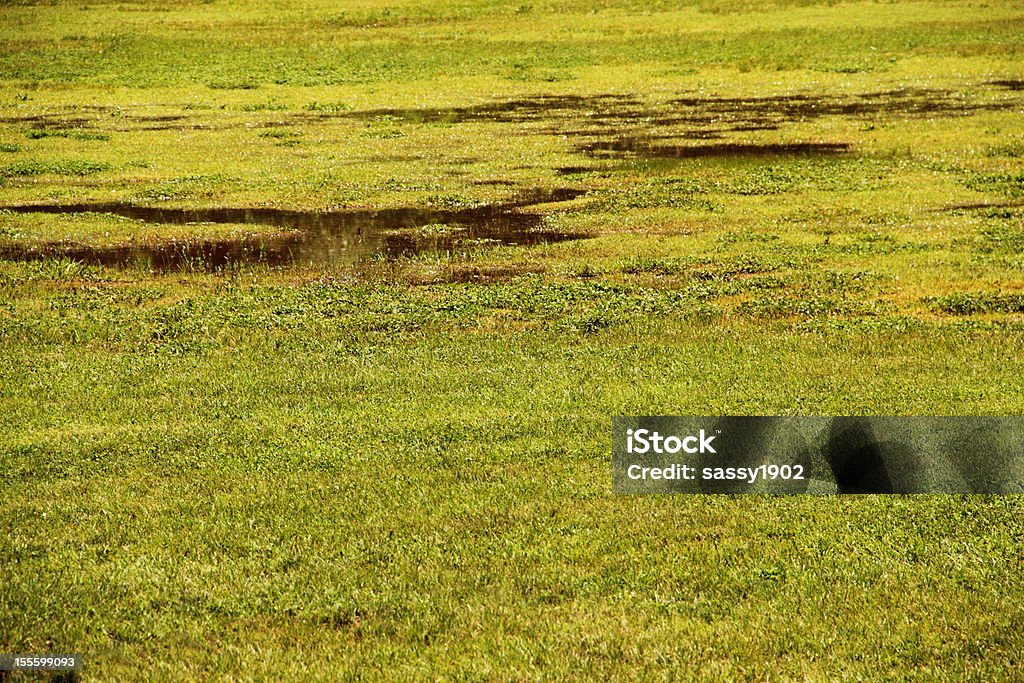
663;88;1011;124
938;201;1024;212
575;139;851;160
328;87;1016;165
332;94;643;126
989;79;1024;91
554;165;603;176
0;189;587;272
0;236;292;274
4;84;1016;140
336;87;1019;134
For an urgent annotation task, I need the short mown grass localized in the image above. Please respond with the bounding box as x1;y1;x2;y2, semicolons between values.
1;0;1023;679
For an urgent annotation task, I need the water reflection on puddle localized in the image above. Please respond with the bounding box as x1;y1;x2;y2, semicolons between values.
0;189;587;272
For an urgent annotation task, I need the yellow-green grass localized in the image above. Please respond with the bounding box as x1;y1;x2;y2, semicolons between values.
0;210;296;248
2;0;1024;679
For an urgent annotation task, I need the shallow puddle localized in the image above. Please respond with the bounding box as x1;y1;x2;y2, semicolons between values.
339;88;1016;134
0;189;587;272
989;80;1024;91
2;85;1015;138
333;94;643;126
938;201;1024;212
333;87;1015;163
575;139;851;159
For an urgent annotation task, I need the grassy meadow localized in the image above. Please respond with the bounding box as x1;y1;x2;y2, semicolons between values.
2;0;1024;679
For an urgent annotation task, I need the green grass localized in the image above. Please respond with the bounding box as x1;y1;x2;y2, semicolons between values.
0;160;112;178
0;210;296;247
1;0;1024;679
